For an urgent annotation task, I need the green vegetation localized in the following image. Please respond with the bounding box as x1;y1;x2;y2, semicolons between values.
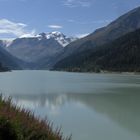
53;29;140;73
0;95;71;140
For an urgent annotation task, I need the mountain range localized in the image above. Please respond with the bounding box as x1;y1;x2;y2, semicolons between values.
1;6;140;72
4;32;76;67
0;32;76;69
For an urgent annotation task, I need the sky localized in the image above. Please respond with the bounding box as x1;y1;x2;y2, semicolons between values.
0;0;140;39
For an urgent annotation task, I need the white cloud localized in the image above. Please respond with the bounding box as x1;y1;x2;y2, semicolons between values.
0;19;35;38
48;25;63;29
76;33;89;38
63;0;91;8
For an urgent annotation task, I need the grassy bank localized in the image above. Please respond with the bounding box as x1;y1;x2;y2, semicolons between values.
0;95;70;140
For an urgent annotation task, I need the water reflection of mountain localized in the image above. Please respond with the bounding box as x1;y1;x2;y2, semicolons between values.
13;92;140;136
13;94;68;108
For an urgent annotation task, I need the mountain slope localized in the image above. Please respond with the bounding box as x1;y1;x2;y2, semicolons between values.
5;32;76;65
52;6;140;66
53;29;140;72
0;45;21;70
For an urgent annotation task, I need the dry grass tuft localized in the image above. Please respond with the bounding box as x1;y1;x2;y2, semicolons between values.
0;95;71;140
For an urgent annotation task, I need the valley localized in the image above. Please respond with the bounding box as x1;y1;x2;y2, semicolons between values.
0;6;140;72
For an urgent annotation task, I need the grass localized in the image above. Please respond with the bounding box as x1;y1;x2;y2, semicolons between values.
0;95;71;140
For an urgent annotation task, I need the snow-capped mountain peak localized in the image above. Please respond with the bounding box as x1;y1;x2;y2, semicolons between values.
45;31;76;47
36;31;76;47
19;31;77;47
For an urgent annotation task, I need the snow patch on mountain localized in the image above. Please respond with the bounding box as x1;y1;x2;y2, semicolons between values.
2;39;14;47
19;31;77;47
45;31;77;47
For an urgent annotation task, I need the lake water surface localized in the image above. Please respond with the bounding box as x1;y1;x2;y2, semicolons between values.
0;70;140;140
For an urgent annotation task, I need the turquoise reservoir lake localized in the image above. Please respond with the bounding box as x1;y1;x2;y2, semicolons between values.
0;70;140;140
